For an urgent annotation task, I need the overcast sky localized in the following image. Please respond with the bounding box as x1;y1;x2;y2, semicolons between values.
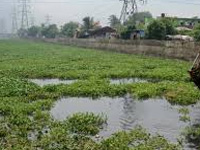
0;0;200;33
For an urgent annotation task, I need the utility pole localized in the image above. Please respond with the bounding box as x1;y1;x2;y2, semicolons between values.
119;0;146;24
19;0;31;29
12;4;18;34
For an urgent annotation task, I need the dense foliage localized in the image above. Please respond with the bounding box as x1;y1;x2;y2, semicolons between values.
61;22;79;38
147;18;176;40
147;20;167;40
41;24;59;38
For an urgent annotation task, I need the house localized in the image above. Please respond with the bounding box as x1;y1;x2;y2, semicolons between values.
89;26;117;39
130;29;145;40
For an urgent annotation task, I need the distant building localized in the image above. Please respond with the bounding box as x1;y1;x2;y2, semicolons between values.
89;26;117;39
158;13;200;29
130;29;145;40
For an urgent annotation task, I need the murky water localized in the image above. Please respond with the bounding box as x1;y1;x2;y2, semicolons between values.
185;103;200;149
29;79;77;87
51;96;196;143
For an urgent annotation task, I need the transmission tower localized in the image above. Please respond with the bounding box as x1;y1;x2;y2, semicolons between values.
45;15;52;26
19;0;31;29
12;4;18;34
119;0;146;24
0;19;6;34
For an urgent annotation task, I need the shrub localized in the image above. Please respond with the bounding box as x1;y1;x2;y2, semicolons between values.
147;20;166;40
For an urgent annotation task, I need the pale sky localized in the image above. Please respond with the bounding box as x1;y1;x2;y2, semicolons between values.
0;0;200;33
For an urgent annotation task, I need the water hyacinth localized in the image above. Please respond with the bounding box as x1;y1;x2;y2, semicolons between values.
0;39;197;149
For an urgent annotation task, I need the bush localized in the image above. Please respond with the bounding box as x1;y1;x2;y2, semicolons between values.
147;18;176;40
147;20;166;40
61;22;78;38
193;24;200;41
160;18;176;35
41;24;59;38
27;26;41;37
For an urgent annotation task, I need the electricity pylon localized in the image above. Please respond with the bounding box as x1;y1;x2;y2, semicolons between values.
12;4;18;34
119;0;146;24
19;0;30;29
45;15;52;26
0;19;6;34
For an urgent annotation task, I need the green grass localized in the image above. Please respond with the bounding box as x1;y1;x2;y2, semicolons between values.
0;39;197;149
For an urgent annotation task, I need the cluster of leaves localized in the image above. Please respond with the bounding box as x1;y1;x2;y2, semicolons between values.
0;97;53;149
66;112;107;135
0;75;40;97
99;127;180;150
130;81;200;105
36;125;180;150
43;78;127;98
183;124;200;149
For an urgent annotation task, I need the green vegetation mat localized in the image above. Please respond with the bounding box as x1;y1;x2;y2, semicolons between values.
0;39;198;149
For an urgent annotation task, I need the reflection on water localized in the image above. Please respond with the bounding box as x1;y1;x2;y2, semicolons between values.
184;103;200;149
110;78;148;85
29;79;76;87
50;96;188;142
110;78;159;85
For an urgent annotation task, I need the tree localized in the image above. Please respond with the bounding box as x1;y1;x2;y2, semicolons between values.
17;28;28;37
27;26;41;37
61;22;78;37
126;11;152;25
147;20;166;40
108;15;121;28
82;16;94;31
41;24;59;38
